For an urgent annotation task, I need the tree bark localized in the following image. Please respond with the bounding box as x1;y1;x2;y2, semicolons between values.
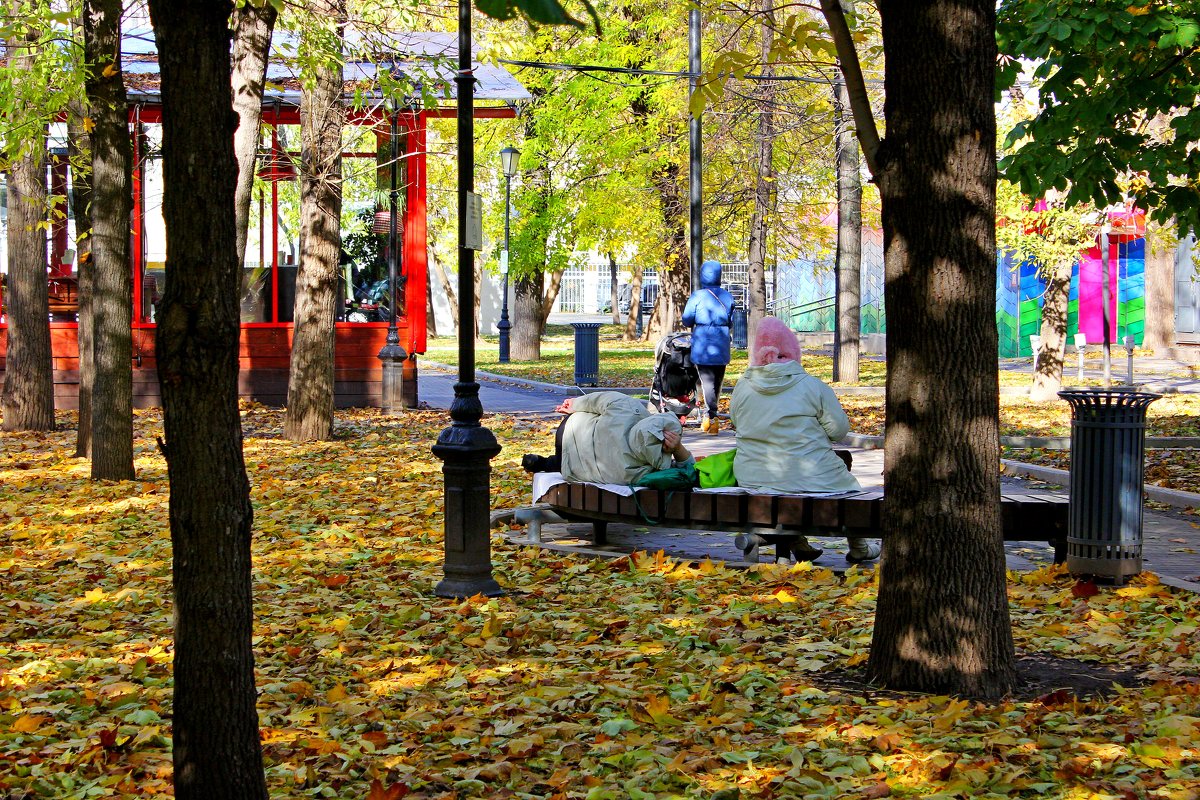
285;0;344;443
651;162;690;339
1029;258;1073;401
146;2;268;797
540;268;564;334
231;2;277;271
85;0;134;480
1144;230;1176;354
624;265;644;341
746;0;775;344
430;243;459;323
68;108;94;458
833;74;862;383
1;27;54;432
512;271;544;360
610;253;620;324
867;0;1015;698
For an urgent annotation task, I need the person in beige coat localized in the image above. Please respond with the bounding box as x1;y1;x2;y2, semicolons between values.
522;391;693;484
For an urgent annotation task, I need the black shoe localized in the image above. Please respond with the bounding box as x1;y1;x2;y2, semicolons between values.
522;454;545;473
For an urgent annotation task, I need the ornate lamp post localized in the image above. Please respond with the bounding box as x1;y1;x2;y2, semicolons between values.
377;102;407;414
433;0;502;598
497;146;519;363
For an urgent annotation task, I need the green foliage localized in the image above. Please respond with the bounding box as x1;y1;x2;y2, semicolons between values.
475;0;600;32
997;0;1200;230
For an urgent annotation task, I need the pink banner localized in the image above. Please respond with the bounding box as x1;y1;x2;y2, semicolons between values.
1077;242;1119;343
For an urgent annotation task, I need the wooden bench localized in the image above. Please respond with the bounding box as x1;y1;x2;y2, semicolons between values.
537;483;1070;564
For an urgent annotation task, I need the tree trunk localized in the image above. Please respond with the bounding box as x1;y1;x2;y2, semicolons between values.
651;162;691;339
512;271;544;360
285;0;344;442
231;2;277;270
1;27;54;432
833;74;862;384
541;268;564;334
68;108;94;458
610;253;620;324
85;0;134;480
868;0;1015;698
426;268;438;337
746;0;775;344
624;266;644;341
146;2;268;797
431;244;459;324
1029;258;1073;401
1144;230;1176;354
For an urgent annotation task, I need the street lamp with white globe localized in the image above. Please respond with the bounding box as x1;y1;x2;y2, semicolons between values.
498;146;519;363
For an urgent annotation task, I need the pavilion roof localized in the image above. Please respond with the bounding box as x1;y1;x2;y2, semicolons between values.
119;28;529;108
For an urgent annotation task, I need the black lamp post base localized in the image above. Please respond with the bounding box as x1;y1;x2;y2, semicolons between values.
497;318;511;363
433;402;503;598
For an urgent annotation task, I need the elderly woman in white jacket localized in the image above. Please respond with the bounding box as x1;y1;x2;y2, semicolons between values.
730;317;880;564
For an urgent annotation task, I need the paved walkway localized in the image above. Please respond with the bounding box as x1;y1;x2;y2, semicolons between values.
415;360;1200;592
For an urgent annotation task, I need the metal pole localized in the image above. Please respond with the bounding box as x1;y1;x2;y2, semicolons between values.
1101;226;1112;386
688;7;702;291
434;0;502;599
377;109;407;414
498;171;511;363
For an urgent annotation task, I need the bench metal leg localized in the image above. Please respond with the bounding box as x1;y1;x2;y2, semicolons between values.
593;521;608;546
734;533;766;563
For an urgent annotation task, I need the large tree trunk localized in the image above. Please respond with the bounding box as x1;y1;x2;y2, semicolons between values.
285;0;344;442
1029;258;1073;401
746;0;775;344
1;29;54;432
833;74;862;384
512;271;544;360
868;0;1015;698
146;2;268;797
85;0;134;480
231;2;277;270
1144;229;1176;354
68;108;94;457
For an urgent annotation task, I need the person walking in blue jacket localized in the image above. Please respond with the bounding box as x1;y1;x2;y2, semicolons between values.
682;259;735;434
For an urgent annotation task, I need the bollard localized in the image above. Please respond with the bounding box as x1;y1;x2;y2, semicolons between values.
1075;333;1087;383
572;322;602;386
1125;336;1136;386
1057;389;1161;584
731;306;748;350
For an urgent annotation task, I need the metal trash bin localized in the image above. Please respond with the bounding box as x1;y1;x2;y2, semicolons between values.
731;306;748;350
1057;388;1161;583
572;322;602;386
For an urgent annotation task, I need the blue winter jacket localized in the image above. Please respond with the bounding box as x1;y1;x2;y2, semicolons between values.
681;260;735;366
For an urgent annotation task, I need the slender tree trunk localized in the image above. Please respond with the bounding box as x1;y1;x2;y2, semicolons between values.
68;109;94;457
431;244;459;323
833;74;862;383
746;0;775;344
231;2;277;270
85;0;134;480
146;2;268;796
427;271;438;337
1144;230;1176;354
624;265;644;341
540;268;564;333
1029;258;1073;401
285;0;344;442
868;0;1014;698
512;271;544;360
1;29;54;432
609;253;620;324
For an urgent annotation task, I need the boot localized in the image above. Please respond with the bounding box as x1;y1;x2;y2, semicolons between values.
522;454;550;473
846;538;881;563
790;537;823;562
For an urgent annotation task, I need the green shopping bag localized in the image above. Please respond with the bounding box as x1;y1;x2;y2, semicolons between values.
695;448;737;488
633;462;698;490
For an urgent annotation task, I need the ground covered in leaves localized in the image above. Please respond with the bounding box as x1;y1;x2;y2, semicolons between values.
4;408;1200;799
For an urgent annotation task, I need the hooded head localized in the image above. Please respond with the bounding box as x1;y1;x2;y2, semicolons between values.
751;317;802;366
699;260;723;288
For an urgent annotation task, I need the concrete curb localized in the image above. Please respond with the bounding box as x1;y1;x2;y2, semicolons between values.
999;459;1200;510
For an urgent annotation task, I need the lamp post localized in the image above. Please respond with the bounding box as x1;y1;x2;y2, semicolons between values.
497;146;519;363
378;103;407;414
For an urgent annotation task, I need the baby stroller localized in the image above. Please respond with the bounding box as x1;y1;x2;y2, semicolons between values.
648;331;700;421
